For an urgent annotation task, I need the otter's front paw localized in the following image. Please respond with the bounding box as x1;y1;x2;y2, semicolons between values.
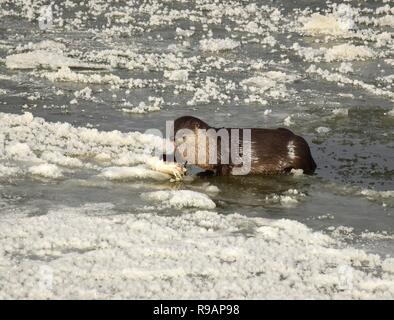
168;163;186;182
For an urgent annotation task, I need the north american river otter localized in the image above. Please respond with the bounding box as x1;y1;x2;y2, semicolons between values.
165;116;316;176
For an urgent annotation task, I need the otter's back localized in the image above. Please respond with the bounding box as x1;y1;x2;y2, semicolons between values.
247;128;316;174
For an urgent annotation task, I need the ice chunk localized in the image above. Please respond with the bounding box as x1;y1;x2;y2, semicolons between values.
29;163;63;178
200;38;240;52
6;50;105;70
100;166;170;181
316;126;331;134
164;69;188;82
141;190;216;209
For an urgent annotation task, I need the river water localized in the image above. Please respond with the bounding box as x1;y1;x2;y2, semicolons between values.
0;0;394;299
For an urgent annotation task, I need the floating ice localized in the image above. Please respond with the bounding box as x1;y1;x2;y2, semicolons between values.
332;108;349;116
14;40;66;53
324;44;375;62
263;189;305;207
360;189;394;199
241;71;298;100
141;190;216;210
6;50;81;70
121;97;163;114
29;163;63;179
6;40;106;70
74;87;93;101
40;151;84;168
0;164;20;178
386;108;394;116
292;43;375;63
307;65;394;101
290;168;304;176
176;28;194;37
301;4;357;36
283;116;293;126
1;0;394;300
122;101;161;114
316;126;331;134
338;62;353;74
200;38;240;52
377;15;394;27
164;69;188;82
100;166;170;181
43;66;121;84
5;142;38;161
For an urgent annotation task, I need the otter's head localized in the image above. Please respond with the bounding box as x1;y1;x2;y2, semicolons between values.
173;116;211;149
171;116;213;169
174;116;210;134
